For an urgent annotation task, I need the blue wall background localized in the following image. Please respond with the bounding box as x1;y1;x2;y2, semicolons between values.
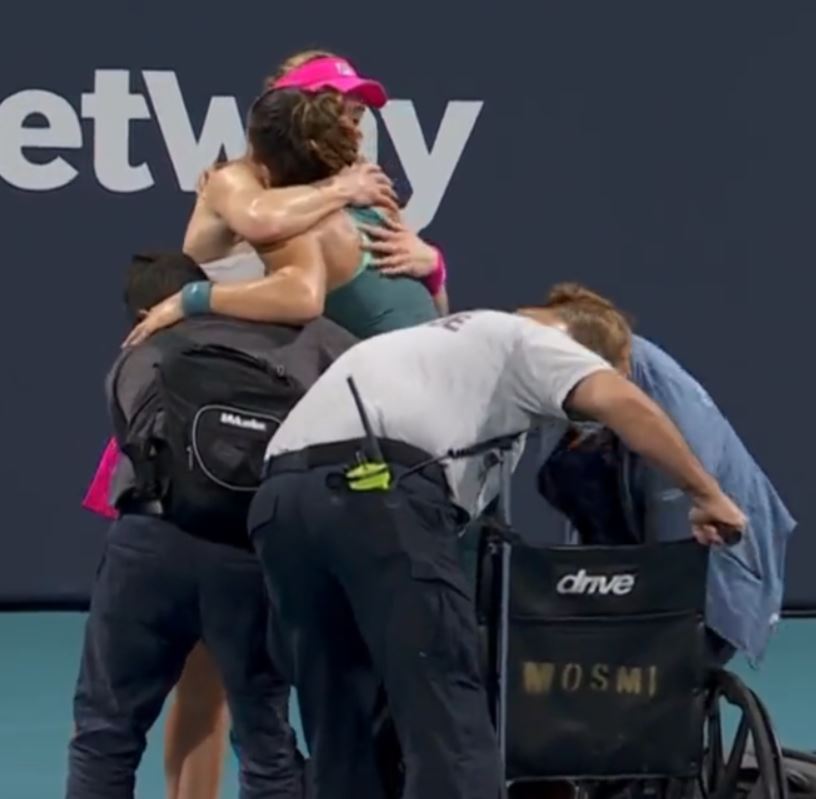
0;1;812;609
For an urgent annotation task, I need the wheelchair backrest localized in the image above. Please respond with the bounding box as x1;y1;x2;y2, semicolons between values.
509;538;708;618
482;538;712;783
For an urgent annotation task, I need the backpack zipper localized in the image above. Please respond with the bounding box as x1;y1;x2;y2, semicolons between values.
190;404;283;491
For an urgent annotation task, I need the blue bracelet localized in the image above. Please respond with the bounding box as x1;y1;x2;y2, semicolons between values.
180;281;213;316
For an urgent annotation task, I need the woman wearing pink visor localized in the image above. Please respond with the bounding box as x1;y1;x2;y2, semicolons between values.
182;51;449;312
84;49;451;799
274;53;388;106
127;54;448;343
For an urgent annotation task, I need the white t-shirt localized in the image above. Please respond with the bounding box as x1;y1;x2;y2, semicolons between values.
266;310;612;515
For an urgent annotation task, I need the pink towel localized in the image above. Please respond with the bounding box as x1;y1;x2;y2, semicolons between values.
82;437;120;519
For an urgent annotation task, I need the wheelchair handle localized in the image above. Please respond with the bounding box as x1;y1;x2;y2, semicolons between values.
719;526;743;546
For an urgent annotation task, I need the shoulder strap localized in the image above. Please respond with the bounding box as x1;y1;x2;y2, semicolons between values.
346;207;387;277
109;328;191;499
107;353;163;502
107;353;130;444
107;331;186;440
347;206;386;227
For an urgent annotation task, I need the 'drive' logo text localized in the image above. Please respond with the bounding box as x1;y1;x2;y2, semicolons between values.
0;70;483;231
556;569;637;597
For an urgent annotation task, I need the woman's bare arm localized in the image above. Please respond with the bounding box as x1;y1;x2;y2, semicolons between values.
200;161;397;245
122;232;329;347
208;233;327;324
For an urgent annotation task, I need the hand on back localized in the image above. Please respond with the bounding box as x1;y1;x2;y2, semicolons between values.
358;214;438;278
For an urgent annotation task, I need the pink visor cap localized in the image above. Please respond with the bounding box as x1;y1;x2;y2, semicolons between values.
273;57;388;109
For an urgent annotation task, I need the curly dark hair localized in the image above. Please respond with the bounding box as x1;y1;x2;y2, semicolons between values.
246;87;360;186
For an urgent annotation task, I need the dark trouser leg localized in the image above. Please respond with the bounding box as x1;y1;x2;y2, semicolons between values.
198;539;303;799
250;477;387;799
66;516;199;799
289;580;385;799
251;467;503;799
328;479;502;799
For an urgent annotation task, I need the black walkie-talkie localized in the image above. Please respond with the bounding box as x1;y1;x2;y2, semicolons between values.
344;376;392;491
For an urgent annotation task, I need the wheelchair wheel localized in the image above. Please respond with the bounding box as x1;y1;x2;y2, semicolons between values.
702;670;788;799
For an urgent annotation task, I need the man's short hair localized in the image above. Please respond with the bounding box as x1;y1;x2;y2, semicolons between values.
519;283;634;369
124;252;207;324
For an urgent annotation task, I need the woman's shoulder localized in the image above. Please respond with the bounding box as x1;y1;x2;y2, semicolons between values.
182;195;240;263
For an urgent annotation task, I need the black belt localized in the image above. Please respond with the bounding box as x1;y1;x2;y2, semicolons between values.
264;438;447;487
116;497;254;551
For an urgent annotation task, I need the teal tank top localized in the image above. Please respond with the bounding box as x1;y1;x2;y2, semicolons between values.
323;207;439;338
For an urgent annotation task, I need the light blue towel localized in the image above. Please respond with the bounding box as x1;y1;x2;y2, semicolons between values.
628;336;797;664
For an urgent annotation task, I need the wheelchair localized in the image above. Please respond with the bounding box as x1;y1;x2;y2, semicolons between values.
476;458;789;799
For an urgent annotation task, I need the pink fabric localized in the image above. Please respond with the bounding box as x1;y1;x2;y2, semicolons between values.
82;437;120;520
423;247;448;296
273;57;388;109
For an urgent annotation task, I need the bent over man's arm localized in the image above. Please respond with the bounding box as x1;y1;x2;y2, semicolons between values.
565;370;746;542
566;371;715;504
508;318;747;543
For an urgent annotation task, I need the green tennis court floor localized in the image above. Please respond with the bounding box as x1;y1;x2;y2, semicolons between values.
1;613;813;798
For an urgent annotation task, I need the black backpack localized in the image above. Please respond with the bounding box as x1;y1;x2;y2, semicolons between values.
114;340;306;545
537;426;643;546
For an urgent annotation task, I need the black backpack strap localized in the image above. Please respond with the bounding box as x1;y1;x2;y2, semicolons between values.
106;354;159;502
109;329;191;502
107;353;130;445
111;327;189;430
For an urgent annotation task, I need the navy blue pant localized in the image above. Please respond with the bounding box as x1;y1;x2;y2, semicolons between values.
66;514;303;799
248;463;503;799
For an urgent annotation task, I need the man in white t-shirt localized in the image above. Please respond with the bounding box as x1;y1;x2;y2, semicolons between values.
247;309;746;799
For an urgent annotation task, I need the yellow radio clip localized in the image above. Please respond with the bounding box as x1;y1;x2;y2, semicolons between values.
345;461;392;492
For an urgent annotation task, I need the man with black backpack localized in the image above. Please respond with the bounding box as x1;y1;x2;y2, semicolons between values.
66;252;357;799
